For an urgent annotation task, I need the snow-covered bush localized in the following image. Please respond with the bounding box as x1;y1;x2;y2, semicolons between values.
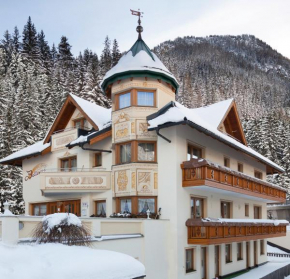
32;213;91;246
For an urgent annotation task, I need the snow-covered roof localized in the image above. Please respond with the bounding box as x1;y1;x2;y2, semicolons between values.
148;100;284;173
0;141;50;164
100;39;179;92
70;93;111;130
0;243;145;279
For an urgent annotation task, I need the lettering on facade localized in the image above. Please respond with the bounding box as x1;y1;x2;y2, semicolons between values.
25;163;47;181
47;176;105;188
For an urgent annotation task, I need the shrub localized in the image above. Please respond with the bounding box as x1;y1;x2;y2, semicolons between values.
32;213;91;246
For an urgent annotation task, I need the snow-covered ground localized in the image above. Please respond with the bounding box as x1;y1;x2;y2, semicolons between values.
234;245;290;279
0;243;145;279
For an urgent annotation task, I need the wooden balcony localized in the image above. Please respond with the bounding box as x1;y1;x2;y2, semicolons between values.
181;159;286;203
186;218;288;245
40;169;111;194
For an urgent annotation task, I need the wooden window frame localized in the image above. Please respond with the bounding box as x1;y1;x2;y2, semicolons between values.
94;152;102;167
254;170;263;180
191;197;204;219
221;201;232;218
260;240;265;255
32;203;47;216
115;89;156;110
60;156;77;171
95;200;106;217
187;143;203;160
224;156;230;168
254;205;262;219
116;196;157;215
245;204;249;217
73;117;88;129
115;141;157;165
238;162;243;173
225;244;232;263
185;248;195;273
237;243;243;261
137;141;157;163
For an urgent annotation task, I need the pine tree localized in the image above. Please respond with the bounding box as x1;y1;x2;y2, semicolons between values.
112;39;121;66
22;16;40;62
12;26;21;52
100;36;112;75
58;36;73;69
38;30;51;72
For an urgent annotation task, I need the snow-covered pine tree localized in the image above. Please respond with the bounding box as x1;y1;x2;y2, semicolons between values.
112;39;121;66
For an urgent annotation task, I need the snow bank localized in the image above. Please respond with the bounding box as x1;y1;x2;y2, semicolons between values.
148;100;284;172
0;243;145;279
42;213;82;234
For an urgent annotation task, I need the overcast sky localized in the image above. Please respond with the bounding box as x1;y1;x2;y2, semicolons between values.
1;0;290;58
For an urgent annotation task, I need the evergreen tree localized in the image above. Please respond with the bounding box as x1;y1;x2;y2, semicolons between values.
12;26;21;52
100;36;112;75
58;36;73;69
112;39;121;66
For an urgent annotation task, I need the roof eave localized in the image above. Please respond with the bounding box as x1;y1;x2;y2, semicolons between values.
101;70;179;94
148;120;284;174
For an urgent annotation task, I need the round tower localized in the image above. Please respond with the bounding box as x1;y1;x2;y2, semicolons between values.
101;15;179;215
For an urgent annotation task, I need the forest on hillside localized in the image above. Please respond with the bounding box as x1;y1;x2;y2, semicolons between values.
1;18;290;214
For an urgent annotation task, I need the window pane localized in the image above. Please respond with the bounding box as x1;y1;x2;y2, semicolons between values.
70;158;77;171
97;202;106;216
186;249;193;272
138;198;155;213
119;93;131;109
34;205;40;216
61;159;69;171
137;92;154;106
195;199;203;218
120;144;131;163
120;199;132;213
40;204;47;216
138;143;155;161
95;153;102;166
74;120;82;129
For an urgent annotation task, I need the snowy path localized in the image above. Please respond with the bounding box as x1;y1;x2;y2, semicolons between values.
234;245;290;279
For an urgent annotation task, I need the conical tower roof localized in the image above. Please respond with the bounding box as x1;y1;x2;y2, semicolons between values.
100;37;179;94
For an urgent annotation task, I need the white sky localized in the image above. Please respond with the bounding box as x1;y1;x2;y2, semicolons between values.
0;0;290;59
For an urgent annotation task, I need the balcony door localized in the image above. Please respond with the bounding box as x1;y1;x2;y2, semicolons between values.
221;201;231;218
191;197;204;219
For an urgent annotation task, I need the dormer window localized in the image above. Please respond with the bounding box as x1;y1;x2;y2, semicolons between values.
73;118;88;129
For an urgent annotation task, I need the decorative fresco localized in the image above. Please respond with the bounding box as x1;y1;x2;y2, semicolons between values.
25;163;47;181
154;173;158;189
131;172;136;189
138;171;152;194
117;170;128;191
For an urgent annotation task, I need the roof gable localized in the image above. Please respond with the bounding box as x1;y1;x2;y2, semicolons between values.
218;101;247;145
43;94;111;144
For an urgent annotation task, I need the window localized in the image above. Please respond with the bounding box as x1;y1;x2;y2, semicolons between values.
254;206;261;219
60;156;77;172
137;91;154;106
187;144;202;160
237;243;243;260
224;157;230;168
94;153;102;167
73;118;88;129
185;248;195;273
254;170;262;180
225;244;232;263
245;204;249;217
260;240;265;255
119;143;132;164
138;198;155;213
119;92;131;109
238;163;243;173
138;142;155;162
120;199;132;213
221;201;231;218
95;200;106;217
191;197;204;219
33;204;47;216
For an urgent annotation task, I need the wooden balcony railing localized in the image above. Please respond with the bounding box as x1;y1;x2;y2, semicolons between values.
181;159;286;203
186;218;288;245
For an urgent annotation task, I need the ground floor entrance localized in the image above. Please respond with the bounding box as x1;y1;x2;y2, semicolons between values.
31;200;81;216
215;245;220;277
201;247;207;279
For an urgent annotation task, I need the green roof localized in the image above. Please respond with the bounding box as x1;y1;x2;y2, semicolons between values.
129;38;155;61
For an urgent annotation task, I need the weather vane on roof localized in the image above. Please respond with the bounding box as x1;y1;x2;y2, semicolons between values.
130;9;144;40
